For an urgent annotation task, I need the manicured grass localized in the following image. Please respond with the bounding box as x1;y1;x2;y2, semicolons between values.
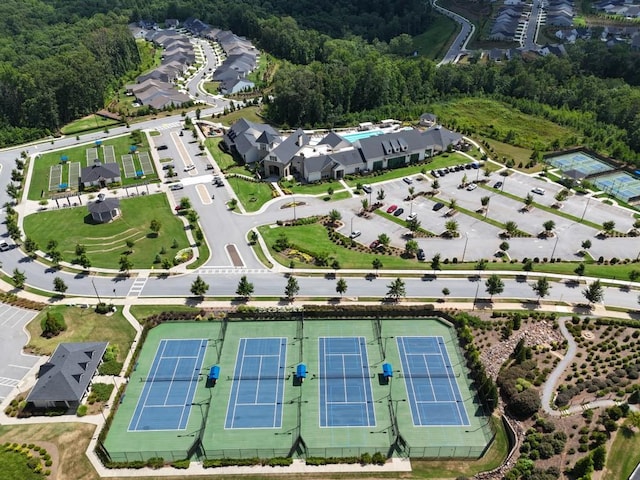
212;106;263;126
279;179;344;195
61;115;121;136
412;416;509;478
28;131;158;201
0;448;44;480
605;425;640;480
203;81;220;95
226;164;254;176
26;306;135;362
23;194;190;269
413;14;459;60
204;137;235;171
129;305;202;323
328;190;352;201
227;177;276;212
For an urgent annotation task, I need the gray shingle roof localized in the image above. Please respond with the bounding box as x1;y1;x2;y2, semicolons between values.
270;128;308;163
81;162;121;183
88;197;120;214
27;342;108;403
358;129;427;160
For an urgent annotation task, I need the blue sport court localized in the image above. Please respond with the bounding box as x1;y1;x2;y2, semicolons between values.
546;151;613;178
225;338;287;429
319;337;376;428
128;338;207;431
397;336;469;427
593;171;640;203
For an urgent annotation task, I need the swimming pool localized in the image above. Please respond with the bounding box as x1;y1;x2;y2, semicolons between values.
340;130;386;142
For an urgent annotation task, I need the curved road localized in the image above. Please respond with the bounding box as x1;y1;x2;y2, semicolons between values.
433;0;475;65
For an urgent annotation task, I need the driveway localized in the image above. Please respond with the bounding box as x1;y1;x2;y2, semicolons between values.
0;304;40;402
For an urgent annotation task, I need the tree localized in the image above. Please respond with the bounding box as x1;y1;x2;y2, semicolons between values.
336;278;348;297
531;277;551;303
431;253;441;271
505;221;519;237
404;239;418;257
12;269;26;289
444;219;458;237
6;183;20;200
49;249;62;266
523;193;534;209
162;258;172;270
186;210;199;224
583;280;604;305
79;254;91;270
24;237;38;256
574;262;586;277
386;277;406;301
581;239;592;251
42;311;66;338
408;186;415;197
236;275;254;299
627;411;640;430
53;276;67;295
629;269;640;288
406;217;421;232
75;243;86;256
179;197;192;210
485;274;504;300
377;233;390;248
432;179;440;191
361;198;369;211
448;198;457;211
119;255;133;275
329;209;342;225
372;258;383;276
190;275;209;297
376;189;385;201
149;219;161;236
591;445;606;471
510;388;541;418
331;259;340;271
249;230;258;244
602;220;615;235
46;239;58;252
285;276;299;300
125;239;135;254
480;195;490;209
542;220;555;236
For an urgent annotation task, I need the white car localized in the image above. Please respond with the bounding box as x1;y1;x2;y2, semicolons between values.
466;183;478;191
406;212;418;221
349;231;361;239
532;187;545;195
184;165;196;172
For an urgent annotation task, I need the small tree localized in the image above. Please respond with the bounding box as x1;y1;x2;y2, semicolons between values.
228;198;238;210
336;278;348;297
49;249;62;266
531;277;550;303
432;179;440;191
24;237;38;257
190;275;209;297
480;195;490;209
386;277;406;301
377;233;390;248
236;275;254;300
444;219;459;237
361;198;369;212
376;189;386;201
162;258;172;270
523;193;534;209
581;239;592;251
583;279;604;306
542;220;555;236
404;239;419;257
431;253;441;271
505;221;519;237
574;262;586;277
329;209;342;225
150;219;161;236
119;255;133;275
485;274;504;300
42;311;66;337
407;217;421;232
12;269;26;289
125;239;135;254
179;197;192;210
75;243;86;256
442;287;450;301
53;277;68;295
408;186;415;197
46;239;58;252
448;198;457;211
285;276;299;300
602;220;615;235
249;230;258;244
499;241;510;253
372;258;383;276
79;254;92;270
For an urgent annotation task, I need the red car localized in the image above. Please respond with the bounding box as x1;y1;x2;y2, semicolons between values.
174;205;184;211
386;204;398;214
369;240;380;250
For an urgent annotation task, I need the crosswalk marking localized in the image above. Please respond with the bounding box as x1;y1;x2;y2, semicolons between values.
127;276;148;296
155;121;182;132
0;377;20;387
195;267;270;275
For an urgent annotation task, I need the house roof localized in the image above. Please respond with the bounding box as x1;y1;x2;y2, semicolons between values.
318;132;352;150
358;129;429;160
27;342;108;403
88;197;120;214
420;113;437;122
270;128;309;164
148;92;190;110
81;162;121;183
422;126;463;150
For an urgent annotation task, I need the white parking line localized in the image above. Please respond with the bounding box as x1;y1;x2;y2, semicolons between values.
9;364;32;370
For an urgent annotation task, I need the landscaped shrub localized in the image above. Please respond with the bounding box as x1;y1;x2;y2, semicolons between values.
171;459;190;469
76;405;88;417
41;311;66;338
146;457;164;469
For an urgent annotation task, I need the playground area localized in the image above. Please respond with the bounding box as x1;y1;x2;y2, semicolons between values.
102;318;494;462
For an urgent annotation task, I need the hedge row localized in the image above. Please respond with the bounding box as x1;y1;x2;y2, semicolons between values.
0;291;46;310
202;457;293;468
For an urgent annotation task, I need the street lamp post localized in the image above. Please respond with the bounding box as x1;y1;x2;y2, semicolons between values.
351;217;354;235
580;196;591;222
550;233;560;260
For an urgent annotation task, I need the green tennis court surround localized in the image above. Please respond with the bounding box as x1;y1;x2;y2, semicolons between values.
102;318;494;463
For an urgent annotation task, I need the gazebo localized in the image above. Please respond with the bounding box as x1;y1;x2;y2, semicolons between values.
87;194;121;223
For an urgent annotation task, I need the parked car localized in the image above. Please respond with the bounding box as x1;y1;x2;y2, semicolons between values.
169;183;184;191
432;202;445;211
417;248;426;261
493;181;503;189
0;241;11;252
407;212;418;221
184;165;196;172
387;205;398;213
403;177;413;184
162;163;175;170
156;145;168;151
349;230;361;239
466;183;477;191
205;164;214;170
393;208;405;217
369;240;380;249
437;169;446;176
532;187;545;195
431;170;439;178
362;185;372;194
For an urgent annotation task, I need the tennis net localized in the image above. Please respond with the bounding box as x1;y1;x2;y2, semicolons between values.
139;375;202;382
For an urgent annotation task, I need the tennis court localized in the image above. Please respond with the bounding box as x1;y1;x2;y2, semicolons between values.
48;165;62;191
397;336;469;427
103;318;493;462
103;145;116;163
593;171;640;203
138;151;154;175
224;337;287;429
68;162;81;189
128;338;207;432
319;336;375;427
546;151;613;178
121;154;137;178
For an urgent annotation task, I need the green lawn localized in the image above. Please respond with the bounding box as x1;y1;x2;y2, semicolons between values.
60;115;121;136
26;306;135;362
211;106;263;126
279;179;344;195
328;190;352;201
413;14;459;60
23;194;190;269
204;137;236;171
228;176;276;212
129;305;202;323
0;447;45;480
605;425;640;480
29;131;158;201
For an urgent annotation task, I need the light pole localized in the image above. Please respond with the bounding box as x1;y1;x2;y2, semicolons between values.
461;232;469;262
580;196;591;222
351;216;354;235
472;280;480;311
293;196;296;221
550;233;560;260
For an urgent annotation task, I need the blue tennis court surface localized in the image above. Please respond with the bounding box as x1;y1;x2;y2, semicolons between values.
319;337;376;428
128;338;207;431
225;338;287;429
397;336;469;427
547;152;613;177
593;171;640;203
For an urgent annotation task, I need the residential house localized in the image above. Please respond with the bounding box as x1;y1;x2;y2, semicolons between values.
165;19;179;29
220;78;255;95
263;128;310;177
222;119;281;165
26;342;108;410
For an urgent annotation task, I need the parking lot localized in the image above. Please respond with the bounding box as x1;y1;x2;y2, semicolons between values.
0;304;40;403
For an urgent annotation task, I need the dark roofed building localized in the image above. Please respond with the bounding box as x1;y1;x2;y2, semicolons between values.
27;342;108;410
88;195;121;223
81;162;121;188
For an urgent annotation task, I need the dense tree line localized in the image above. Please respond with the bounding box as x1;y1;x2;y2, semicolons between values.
0;1;140;146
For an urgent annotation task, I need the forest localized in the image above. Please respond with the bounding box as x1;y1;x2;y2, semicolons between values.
2;0;640;165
